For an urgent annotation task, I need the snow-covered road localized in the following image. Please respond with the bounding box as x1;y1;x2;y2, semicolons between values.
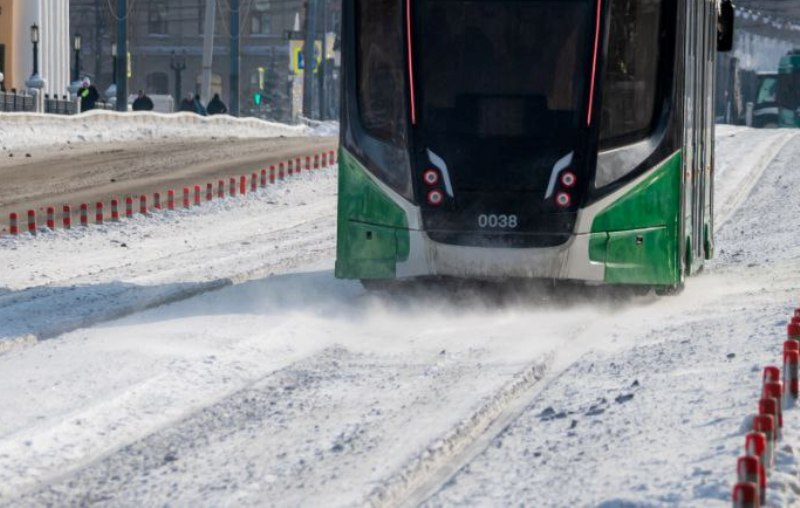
1;126;799;506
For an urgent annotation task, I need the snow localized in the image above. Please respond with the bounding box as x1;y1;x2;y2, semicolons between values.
0;121;799;506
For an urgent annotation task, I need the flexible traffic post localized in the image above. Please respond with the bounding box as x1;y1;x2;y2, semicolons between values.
9;213;18;235
322;152;328;168
125;197;133;218
154;192;162;210
111;199;120;221
762;382;783;436
80;204;88;226
295;158;301;174
270;165;276;184
330;150;336;165
229;177;237;197
260;169;267;188
753;414;775;468
314;154;320;169
759;398;780;442
789;322;800;345
784;349;799;400
167;190;175;210
306;156;311;171
218;180;225;199
27;210;36;234
763;366;780;385
206;183;213;202
737;456;763;506
62;206;71;230
287;159;294;177
745;431;767;473
278;162;285;180
732;482;759;508
251;173;258;192
140;195;148;215
95;202;104;225
183;187;190;208
239;175;247;195
194;185;201;206
46;207;55;230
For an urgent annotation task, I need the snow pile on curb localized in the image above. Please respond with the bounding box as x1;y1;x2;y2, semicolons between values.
0;111;337;152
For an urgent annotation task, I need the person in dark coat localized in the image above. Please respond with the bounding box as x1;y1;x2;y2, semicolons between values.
179;92;194;112
132;90;155;111
192;94;207;116
206;93;228;115
78;77;99;112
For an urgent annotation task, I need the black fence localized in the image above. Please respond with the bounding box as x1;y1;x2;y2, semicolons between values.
0;89;35;112
44;94;77;115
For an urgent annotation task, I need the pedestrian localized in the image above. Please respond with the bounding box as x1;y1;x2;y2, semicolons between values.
192;93;207;116
132;90;155;111
206;93;228;115
78;77;99;112
179;92;194;112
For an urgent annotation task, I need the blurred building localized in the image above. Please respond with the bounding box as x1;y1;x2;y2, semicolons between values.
0;0;70;96
69;0;340;121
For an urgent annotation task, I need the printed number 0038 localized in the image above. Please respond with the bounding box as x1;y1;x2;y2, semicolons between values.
478;214;518;229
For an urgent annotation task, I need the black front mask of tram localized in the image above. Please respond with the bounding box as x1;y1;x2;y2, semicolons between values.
410;0;597;247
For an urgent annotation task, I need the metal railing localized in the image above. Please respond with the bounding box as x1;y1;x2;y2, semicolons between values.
44;94;78;115
0;89;35;112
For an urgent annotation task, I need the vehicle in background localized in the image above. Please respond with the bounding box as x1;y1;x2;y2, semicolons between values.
752;72;779;128
777;50;800;128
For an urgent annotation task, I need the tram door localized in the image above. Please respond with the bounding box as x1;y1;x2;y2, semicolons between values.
683;0;696;274
693;0;707;266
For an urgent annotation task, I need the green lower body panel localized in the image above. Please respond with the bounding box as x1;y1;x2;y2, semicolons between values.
594;227;677;285
336;221;405;279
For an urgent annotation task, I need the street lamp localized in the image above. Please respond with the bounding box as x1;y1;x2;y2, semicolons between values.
30;24;40;76
73;33;82;82
25;23;45;110
170;50;187;107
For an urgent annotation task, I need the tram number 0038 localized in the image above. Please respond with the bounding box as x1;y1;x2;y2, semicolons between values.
478;214;518;229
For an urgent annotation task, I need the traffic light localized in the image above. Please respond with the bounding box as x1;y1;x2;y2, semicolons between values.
254;91;264;106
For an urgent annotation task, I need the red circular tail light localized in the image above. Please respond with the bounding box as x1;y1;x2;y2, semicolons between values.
560;171;577;188
427;189;444;206
555;192;571;208
423;169;440;186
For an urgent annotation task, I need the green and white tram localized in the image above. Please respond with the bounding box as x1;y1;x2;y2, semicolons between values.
335;0;734;290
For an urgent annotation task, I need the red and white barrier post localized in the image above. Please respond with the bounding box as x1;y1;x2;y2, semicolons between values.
269;165;276;184
745;431;767;472
295;158;301;174
80;204;88;226
287;159;294;177
260;169;267;188
251;173;258;192
111;199;120;221
239;175;247;195
737;455;764;506
167;190;175;210
218;180;225;199
183;187;191;208
278;162;285;180
194;185;201;206
784;348;799;400
140;195;148;215
125;197;134;218
27;210;36;234
788;322;800;346
306;156;311;171
322;152;328;168
95;202;104;225
206;183;213;202
154;192;162;210
62;206;71;230
314;154;320;169
753;414;776;468
330;150;336;165
9;213;19;235
46;207;55;230
762;382;783;438
229;177;237;197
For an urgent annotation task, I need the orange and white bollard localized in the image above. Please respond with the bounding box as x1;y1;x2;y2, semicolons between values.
788;322;800;344
62;206;71;230
80;204;88;226
763;366;780;385
111;199;120;221
9;213;19;235
46;207;55;230
322;152;328;168
27;210;36;234
95;202;104;225
314;154;320;169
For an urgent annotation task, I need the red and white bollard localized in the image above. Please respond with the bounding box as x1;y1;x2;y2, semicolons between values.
295;158;301;174
140;195;148;215
306;155;311;171
745;431;767;470
194;185;201;206
154;192;162;210
125;197;134;218
251;173;258;192
314;154;320;169
753;414;776;468
322;152;328;168
732;481;760;508
737;455;765;506
269;165;276;184
278;162;285;180
111;199;120;221
183;187;191;208
330;150;336;165
759;397;781;442
95;202;104;225
229;177;237;197
206;183;213;202
167;190;175;210
784;349;799;400
763;366;781;385
62;206;71;230
218;180;225;199
9;213;19;235
80;204;89;227
46;207;55;230
261;169;267;188
239;175;247;195
762;382;783;436
287;159;294;177
788;322;800;344
27;210;36;234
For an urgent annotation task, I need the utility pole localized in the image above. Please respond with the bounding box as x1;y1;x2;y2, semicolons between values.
303;0;318;119
200;0;216;104
94;0;102;86
229;0;240;116
115;0;127;112
319;0;328;120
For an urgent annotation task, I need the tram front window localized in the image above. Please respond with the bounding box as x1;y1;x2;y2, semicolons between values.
415;0;593;192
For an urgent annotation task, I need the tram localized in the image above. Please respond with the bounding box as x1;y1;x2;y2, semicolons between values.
335;0;734;291
778;50;800;128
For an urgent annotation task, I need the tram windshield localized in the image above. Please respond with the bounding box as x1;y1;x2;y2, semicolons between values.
415;0;594;190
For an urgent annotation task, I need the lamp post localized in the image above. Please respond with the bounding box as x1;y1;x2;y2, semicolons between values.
105;42;118;102
170;50;187;108
25;23;45;110
72;34;82;82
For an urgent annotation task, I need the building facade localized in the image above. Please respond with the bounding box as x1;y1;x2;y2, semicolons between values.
69;0;340;121
0;0;70;97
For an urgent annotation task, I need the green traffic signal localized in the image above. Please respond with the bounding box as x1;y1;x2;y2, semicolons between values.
254;92;263;106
